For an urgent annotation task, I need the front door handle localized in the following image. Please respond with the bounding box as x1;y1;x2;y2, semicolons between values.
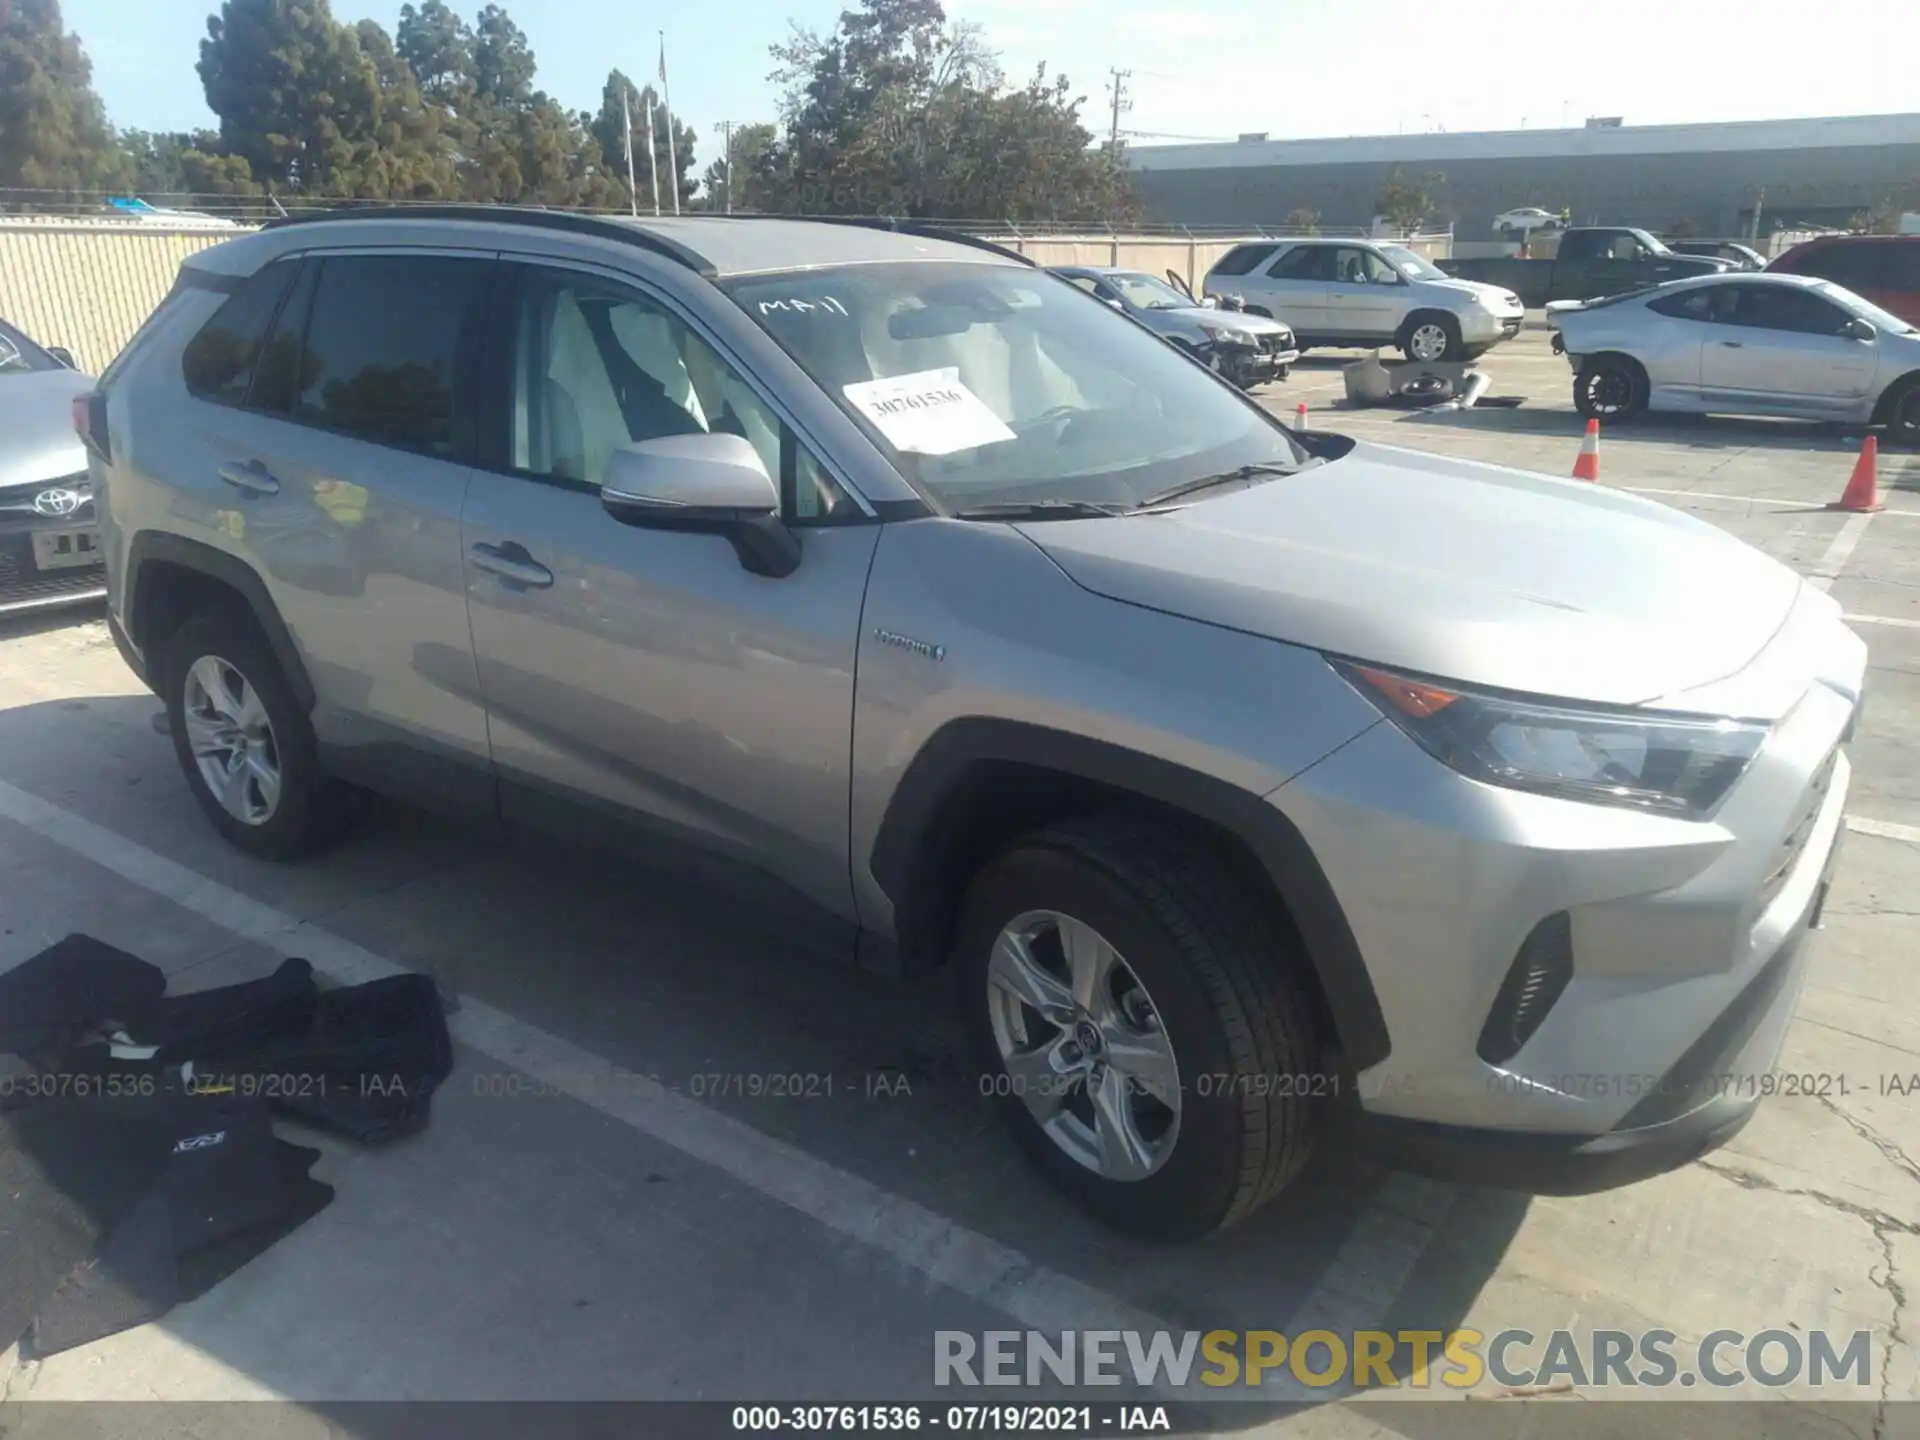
217;460;279;495
469;541;554;589
1718;341;1744;348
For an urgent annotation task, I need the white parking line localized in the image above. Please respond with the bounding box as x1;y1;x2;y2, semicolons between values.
0;774;1444;1382
1847;815;1920;847
1810;512;1878;593
1845;613;1920;630
1625;486;1920;517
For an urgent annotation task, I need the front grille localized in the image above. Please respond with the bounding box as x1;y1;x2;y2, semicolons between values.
1757;752;1837;915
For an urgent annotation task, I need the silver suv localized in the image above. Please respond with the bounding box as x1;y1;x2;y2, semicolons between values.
1203;237;1525;361
86;209;1862;1240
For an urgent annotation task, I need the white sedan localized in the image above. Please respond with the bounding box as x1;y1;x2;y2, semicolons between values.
1549;272;1920;444
1493;207;1564;235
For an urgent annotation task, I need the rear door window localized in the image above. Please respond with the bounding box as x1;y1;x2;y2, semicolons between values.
1209;244;1279;277
1267;246;1336;281
294;254;492;458
180;261;298;405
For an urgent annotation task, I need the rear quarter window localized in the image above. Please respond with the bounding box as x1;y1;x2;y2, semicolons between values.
180;261;298;405
1209;244;1279;278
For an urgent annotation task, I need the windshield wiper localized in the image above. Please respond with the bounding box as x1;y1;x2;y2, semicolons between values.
1135;462;1298;511
952;499;1132;521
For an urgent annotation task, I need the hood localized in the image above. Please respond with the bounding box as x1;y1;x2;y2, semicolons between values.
1183;307;1290;336
1016;441;1804;709
1417;276;1519;306
0;368;93;492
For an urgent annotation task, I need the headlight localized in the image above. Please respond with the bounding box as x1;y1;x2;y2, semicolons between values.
1199;323;1256;345
1331;660;1768;817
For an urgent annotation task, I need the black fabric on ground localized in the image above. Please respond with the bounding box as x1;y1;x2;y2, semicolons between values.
200;974;454;1143
0;1096;177;1351
0;935;167;1059
121;957;317;1063
25;1138;332;1359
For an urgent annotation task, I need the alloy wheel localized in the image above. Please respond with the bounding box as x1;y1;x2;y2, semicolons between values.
985;909;1181;1181
182;654;283;826
1408;322;1451;361
1582;366;1635;417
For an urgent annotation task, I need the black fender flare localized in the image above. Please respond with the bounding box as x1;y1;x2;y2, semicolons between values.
871;718;1391;1071
124;531;316;712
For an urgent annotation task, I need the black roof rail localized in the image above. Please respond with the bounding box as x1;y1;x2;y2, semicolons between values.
711;213;1036;267
258;204;717;278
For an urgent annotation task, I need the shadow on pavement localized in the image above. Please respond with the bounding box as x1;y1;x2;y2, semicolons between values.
0;683;1531;1418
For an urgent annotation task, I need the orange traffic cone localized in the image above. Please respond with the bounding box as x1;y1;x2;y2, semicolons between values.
1571;418;1601;482
1295;401;1310;432
1829;435;1884;513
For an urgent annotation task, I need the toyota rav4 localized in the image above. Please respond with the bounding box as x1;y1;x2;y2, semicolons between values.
83;209;1862;1240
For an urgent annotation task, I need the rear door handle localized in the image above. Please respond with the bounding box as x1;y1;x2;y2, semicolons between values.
469;541;554;589
1718;341;1744;348
217;460;279;495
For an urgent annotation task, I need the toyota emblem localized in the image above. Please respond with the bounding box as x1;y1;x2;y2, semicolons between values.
32;487;83;518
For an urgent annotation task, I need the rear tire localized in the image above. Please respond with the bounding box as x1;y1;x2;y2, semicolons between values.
956;815;1324;1241
1878;376;1920;450
1574;354;1649;422
161;608;350;861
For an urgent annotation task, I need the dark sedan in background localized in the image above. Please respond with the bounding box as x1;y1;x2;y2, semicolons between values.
1049;265;1300;388
0;319;103;617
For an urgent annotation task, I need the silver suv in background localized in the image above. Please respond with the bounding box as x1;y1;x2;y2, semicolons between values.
1203;237;1525;361
84;209;1861;1240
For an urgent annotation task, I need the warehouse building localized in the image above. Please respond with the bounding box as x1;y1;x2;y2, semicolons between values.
1127;112;1920;240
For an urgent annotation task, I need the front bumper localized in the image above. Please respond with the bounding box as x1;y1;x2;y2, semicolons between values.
0;490;105;617
1272;605;1863;1177
1459;310;1526;346
1353;820;1839;1193
1206;337;1299;386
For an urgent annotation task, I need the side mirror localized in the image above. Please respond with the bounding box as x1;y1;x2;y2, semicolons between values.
1843;317;1877;343
47;346;77;369
600;432;799;579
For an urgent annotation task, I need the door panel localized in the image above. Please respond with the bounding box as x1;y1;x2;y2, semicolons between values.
1699;286;1876;413
1321;248;1401;339
461;261;876;918
166;252;496;812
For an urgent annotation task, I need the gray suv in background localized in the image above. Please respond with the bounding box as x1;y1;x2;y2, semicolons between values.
85;209;1862;1240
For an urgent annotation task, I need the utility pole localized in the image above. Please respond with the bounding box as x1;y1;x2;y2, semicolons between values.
1106;69;1132;160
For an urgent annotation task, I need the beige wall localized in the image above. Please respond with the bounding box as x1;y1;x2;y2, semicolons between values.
0;220;249;375
0;219;1456;376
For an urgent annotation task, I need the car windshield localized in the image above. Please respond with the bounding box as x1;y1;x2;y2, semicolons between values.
1107;272;1192;310
0;319;59;377
721;261;1307;514
1813;281;1917;335
1378;245;1447;281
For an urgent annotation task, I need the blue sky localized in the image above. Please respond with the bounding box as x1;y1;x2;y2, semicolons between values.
62;0;1920;181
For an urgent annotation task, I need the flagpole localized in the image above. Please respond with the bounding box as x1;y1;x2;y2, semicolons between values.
645;95;661;216
621;87;638;217
659;31;681;216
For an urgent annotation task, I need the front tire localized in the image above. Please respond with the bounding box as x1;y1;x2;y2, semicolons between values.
956;816;1323;1240
161;608;348;861
1400;313;1463;362
1878;376;1920;450
1574;354;1649;422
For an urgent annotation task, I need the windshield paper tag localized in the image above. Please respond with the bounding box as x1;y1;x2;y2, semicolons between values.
842;369;1016;456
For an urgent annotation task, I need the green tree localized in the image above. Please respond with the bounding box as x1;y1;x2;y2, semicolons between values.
395;0;472;106
1285;206;1320;234
587;68;696;211
758;0;1133;222
1373;165;1443;232
0;0;132;192
702;120;774;210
